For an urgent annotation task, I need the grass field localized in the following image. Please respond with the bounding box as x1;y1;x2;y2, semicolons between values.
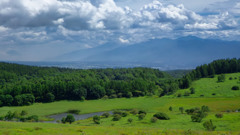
172;73;240;98
0;73;240;134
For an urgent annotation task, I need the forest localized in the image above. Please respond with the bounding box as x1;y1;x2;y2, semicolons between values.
0;58;240;107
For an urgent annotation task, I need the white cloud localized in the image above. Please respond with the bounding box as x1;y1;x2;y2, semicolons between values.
0;0;240;61
119;37;129;43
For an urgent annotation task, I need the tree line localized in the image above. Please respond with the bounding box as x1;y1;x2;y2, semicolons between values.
179;58;240;89
0;62;178;106
0;58;239;107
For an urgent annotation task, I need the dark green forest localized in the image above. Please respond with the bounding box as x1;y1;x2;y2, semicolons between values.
0;58;240;107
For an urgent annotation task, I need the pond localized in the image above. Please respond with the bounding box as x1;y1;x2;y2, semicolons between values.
46;111;113;123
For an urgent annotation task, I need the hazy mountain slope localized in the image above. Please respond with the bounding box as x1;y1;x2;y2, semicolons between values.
58;36;240;68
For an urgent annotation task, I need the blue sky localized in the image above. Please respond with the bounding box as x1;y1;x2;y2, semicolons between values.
0;0;239;61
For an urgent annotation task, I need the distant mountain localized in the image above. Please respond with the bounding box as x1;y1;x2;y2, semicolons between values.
56;36;240;69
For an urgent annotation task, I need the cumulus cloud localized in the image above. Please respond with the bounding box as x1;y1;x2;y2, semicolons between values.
0;0;240;61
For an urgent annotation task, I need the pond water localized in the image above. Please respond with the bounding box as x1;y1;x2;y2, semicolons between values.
46;111;113;123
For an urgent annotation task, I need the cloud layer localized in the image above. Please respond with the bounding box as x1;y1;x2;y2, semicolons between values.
0;0;239;61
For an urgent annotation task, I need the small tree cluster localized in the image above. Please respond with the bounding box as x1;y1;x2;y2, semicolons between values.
215;113;223;118
93;115;100;124
203;120;216;131
186;105;210;123
112;114;121;121
153;112;170;120
231;86;239;90
218;74;226;82
101;112;110;118
150;117;158;123
61;114;75;124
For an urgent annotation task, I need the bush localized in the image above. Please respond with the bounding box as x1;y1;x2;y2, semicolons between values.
229;77;233;80
190;88;195;94
177;93;182;97
138;113;146;120
130;109;138;115
112;114;121;121
20;110;28;116
93;115;100;124
101;112;110;118
179;107;184;114
126;92;133;98
191;111;207;122
62;114;75;124
113;110;122;115
169;106;173;111
218;74;226;82
121;112;128;117
138;110;147;115
212;93;216;96
203;120;216;131
215;113;223;118
61;117;66;124
67;109;81;114
231;86;239;90
185;107;200;115
201;105;210;112
153;112;170;120
128;118;133;123
150;117;158;123
27;115;39;122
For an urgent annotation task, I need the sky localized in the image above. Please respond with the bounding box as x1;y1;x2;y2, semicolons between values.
0;0;239;61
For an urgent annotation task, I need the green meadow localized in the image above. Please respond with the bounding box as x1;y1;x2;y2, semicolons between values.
0;73;240;134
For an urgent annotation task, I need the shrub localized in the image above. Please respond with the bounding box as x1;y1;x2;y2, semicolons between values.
20;110;28;116
109;94;117;99
138;113;146;120
191;111;207;122
61;117;66;124
212;93;216;96
130;109;138;115
231;86;239;90
121;112;128;117
126;92;133;98
150;117;158;123
27;115;39;122
177;93;182;97
201;105;210;112
93;115;100;124
112;114;121;121
218;74;226;82
179;107;184;114
101;112;110;118
67;109;81;114
5;111;14;121
185;107;200;115
128;118;133;123
200;94;204;97
203;120;216;131
113;110;122;115
229;77;233;80
138;110;146;115
190;88;195;94
62;114;75;124
215;113;223;118
169;106;173;111
153;112;170;120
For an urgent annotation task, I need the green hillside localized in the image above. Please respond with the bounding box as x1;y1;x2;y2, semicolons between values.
173;73;240;98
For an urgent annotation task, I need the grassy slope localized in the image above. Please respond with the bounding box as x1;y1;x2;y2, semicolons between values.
172;73;240;98
0;73;240;134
